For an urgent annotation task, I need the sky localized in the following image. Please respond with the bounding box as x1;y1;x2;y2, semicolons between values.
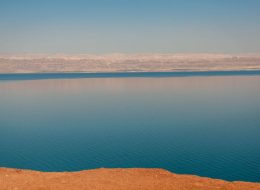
0;0;260;54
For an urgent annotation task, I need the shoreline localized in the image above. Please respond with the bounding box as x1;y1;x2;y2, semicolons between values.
1;167;259;190
1;53;260;74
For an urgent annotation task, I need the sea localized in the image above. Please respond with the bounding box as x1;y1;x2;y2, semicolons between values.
0;71;259;182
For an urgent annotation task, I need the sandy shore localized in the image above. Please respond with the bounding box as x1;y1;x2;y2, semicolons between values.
0;168;259;190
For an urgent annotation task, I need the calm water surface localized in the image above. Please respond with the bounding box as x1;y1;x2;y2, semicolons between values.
0;72;260;182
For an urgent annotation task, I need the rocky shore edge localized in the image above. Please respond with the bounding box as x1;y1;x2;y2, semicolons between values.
0;167;260;190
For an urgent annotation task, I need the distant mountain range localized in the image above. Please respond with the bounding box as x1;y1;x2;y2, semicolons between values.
0;53;260;73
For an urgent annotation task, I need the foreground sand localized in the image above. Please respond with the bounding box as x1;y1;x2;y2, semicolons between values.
0;168;260;190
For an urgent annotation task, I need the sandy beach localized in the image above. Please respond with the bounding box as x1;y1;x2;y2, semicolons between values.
0;168;259;190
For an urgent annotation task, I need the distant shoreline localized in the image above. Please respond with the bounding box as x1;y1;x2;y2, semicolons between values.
1;53;260;74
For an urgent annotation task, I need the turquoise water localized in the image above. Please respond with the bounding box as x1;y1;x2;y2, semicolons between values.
0;72;260;182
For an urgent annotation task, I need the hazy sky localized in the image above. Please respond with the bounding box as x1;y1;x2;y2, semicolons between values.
0;0;260;54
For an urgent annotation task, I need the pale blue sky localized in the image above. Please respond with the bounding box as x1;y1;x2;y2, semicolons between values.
0;0;260;53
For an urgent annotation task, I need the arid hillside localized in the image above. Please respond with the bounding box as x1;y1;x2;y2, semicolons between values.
0;53;260;73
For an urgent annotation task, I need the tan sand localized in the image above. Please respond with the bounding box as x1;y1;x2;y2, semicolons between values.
0;168;259;190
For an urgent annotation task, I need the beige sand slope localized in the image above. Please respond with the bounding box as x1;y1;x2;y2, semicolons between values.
0;168;259;190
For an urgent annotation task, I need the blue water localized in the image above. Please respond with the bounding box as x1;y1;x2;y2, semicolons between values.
0;72;260;182
0;70;260;80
